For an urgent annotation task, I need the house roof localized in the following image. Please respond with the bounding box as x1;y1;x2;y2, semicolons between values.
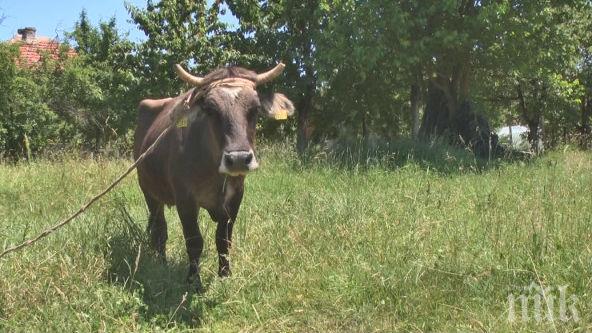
8;31;76;66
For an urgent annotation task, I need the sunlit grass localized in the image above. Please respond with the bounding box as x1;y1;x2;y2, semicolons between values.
1;144;591;332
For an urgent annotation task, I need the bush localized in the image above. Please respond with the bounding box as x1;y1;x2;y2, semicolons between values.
0;44;70;159
0;38;139;160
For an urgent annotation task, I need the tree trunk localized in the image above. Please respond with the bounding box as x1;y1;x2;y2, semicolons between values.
419;77;496;157
94;126;102;153
410;82;421;140
507;117;513;146
296;78;315;155
526;119;540;153
581;95;591;148
517;83;542;153
361;110;368;140
419;80;449;138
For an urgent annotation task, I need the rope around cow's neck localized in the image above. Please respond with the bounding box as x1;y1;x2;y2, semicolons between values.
0;99;194;259
0;125;174;259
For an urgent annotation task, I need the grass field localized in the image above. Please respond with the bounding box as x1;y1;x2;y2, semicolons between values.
1;142;591;332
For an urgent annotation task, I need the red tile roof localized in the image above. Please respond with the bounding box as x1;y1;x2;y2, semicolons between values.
8;35;76;66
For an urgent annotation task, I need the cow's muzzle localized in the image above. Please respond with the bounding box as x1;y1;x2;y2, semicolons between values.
219;150;259;175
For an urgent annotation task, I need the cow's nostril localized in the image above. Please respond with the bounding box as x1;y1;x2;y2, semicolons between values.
224;154;234;166
245;153;253;165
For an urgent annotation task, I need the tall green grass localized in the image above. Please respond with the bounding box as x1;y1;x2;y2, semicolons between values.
1;143;591;332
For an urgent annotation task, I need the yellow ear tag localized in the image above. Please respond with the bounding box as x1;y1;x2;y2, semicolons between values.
273;109;288;120
177;116;188;128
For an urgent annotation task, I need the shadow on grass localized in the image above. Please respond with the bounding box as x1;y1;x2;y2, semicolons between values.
104;202;217;328
296;137;535;174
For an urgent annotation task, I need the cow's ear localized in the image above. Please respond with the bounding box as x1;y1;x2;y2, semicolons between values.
260;93;295;120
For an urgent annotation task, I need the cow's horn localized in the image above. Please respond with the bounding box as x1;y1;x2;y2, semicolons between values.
174;64;205;86
255;63;285;85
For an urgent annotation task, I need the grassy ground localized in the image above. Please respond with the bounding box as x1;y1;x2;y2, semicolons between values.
1;142;591;332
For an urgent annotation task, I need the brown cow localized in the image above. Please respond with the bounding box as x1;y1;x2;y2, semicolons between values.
133;63;294;289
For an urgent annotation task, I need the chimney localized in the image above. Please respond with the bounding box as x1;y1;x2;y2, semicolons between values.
17;27;36;42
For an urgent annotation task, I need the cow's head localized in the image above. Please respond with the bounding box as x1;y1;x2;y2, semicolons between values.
174;63;294;176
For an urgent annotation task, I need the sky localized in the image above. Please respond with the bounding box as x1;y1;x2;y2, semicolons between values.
0;0;237;42
0;0;149;41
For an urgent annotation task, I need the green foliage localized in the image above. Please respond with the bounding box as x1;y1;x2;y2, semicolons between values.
311;1;592;149
228;0;327;150
314;1;412;138
0;43;20;156
2;1;592;158
475;2;590;149
0;43;67;158
64;10;140;151
0;11;140;159
126;0;253;97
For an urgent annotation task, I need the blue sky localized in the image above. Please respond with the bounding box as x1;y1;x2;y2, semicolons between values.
0;0;147;41
0;0;237;42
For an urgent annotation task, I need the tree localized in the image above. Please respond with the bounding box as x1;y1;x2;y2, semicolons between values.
228;0;327;153
316;1;592;154
0;44;66;159
126;0;251;98
580;51;592;147
315;1;434;141
409;1;514;156
575;8;592;148
477;2;591;151
62;10;139;151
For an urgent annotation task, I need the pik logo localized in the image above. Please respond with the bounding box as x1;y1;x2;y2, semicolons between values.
507;282;579;323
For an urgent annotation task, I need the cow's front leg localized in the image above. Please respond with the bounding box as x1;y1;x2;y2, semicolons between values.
209;182;243;277
207;208;235;277
215;217;235;277
175;194;203;290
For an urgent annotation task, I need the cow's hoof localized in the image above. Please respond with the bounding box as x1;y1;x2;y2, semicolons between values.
218;266;231;278
194;278;204;293
186;273;203;293
186;265;204;292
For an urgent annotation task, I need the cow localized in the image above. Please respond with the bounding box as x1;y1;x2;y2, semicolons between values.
133;63;294;289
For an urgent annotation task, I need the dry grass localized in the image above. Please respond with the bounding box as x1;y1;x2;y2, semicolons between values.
1;144;591;332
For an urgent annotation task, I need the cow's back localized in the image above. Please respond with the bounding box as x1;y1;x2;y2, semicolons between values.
133;98;173;159
133;97;177;204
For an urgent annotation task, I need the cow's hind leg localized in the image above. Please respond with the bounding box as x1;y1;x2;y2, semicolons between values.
144;193;167;259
